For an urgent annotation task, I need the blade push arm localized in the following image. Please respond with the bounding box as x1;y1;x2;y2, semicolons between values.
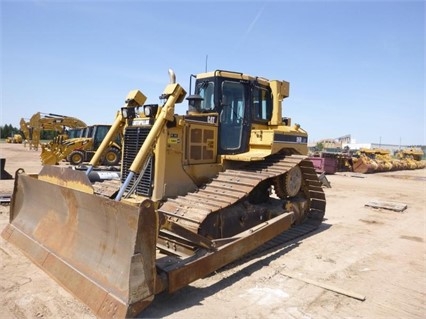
115;70;186;201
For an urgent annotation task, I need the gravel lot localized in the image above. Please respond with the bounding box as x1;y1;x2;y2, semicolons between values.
1;142;425;319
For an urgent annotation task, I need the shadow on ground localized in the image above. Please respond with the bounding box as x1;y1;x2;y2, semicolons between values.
139;222;332;318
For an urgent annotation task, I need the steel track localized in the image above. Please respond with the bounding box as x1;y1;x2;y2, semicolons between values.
157;154;326;253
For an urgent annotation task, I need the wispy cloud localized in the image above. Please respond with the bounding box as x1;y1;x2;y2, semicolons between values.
235;4;265;50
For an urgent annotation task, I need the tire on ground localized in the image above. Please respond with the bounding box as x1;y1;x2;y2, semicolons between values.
69;150;85;165
102;147;121;166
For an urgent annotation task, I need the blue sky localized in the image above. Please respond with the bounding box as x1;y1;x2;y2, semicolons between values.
1;0;424;145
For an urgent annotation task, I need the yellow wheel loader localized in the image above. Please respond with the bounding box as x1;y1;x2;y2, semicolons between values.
2;69;326;318
65;124;121;166
5;133;23;143
41;124;122;166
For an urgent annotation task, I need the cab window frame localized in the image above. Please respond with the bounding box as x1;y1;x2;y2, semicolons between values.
252;85;272;124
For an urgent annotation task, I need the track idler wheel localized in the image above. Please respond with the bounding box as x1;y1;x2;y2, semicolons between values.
273;165;302;198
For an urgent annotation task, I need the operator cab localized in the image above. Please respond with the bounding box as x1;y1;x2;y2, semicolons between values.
187;70;273;155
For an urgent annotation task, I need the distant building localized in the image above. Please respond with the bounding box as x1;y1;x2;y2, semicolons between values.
336;134;351;144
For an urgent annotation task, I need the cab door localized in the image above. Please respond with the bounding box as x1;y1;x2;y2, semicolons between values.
219;81;250;154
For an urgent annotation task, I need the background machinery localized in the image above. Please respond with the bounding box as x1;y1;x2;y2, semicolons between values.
20;112;87;150
396;147;426;169
2;69;326;318
352;148;425;173
40;124;122;166
5;134;23;144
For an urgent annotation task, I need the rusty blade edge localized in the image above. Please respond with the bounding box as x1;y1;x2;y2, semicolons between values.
0;224;154;319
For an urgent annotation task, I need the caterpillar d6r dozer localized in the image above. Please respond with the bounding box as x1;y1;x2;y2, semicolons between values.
2;69;326;318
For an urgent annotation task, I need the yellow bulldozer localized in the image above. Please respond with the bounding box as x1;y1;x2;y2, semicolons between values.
396;147;426;169
2;69;326;318
352;147;425;173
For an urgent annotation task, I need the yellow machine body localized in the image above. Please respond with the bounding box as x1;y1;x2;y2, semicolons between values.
2;70;325;318
20;112;87;151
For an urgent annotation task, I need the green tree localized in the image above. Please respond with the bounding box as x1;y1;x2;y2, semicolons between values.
316;142;324;151
0;124;20;139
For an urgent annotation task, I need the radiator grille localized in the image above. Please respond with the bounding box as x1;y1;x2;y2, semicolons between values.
122;126;154;197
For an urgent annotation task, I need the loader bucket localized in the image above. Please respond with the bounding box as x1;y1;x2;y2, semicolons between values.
1;167;158;318
40;148;59;165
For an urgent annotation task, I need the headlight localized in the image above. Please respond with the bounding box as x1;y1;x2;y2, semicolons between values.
121;107;136;119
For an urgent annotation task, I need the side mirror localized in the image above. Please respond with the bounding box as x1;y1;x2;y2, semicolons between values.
186;94;204;112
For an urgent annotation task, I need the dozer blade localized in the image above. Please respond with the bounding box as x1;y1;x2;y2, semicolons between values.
352;159;375;174
1;168;158;318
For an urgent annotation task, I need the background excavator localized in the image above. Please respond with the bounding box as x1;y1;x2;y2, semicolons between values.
20;112;87;150
2;69;326;318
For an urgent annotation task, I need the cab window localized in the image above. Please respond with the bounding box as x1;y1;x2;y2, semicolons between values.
196;81;215;111
220;81;245;124
219;81;245;151
252;86;272;122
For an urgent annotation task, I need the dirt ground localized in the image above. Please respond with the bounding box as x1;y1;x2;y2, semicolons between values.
0;142;425;319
